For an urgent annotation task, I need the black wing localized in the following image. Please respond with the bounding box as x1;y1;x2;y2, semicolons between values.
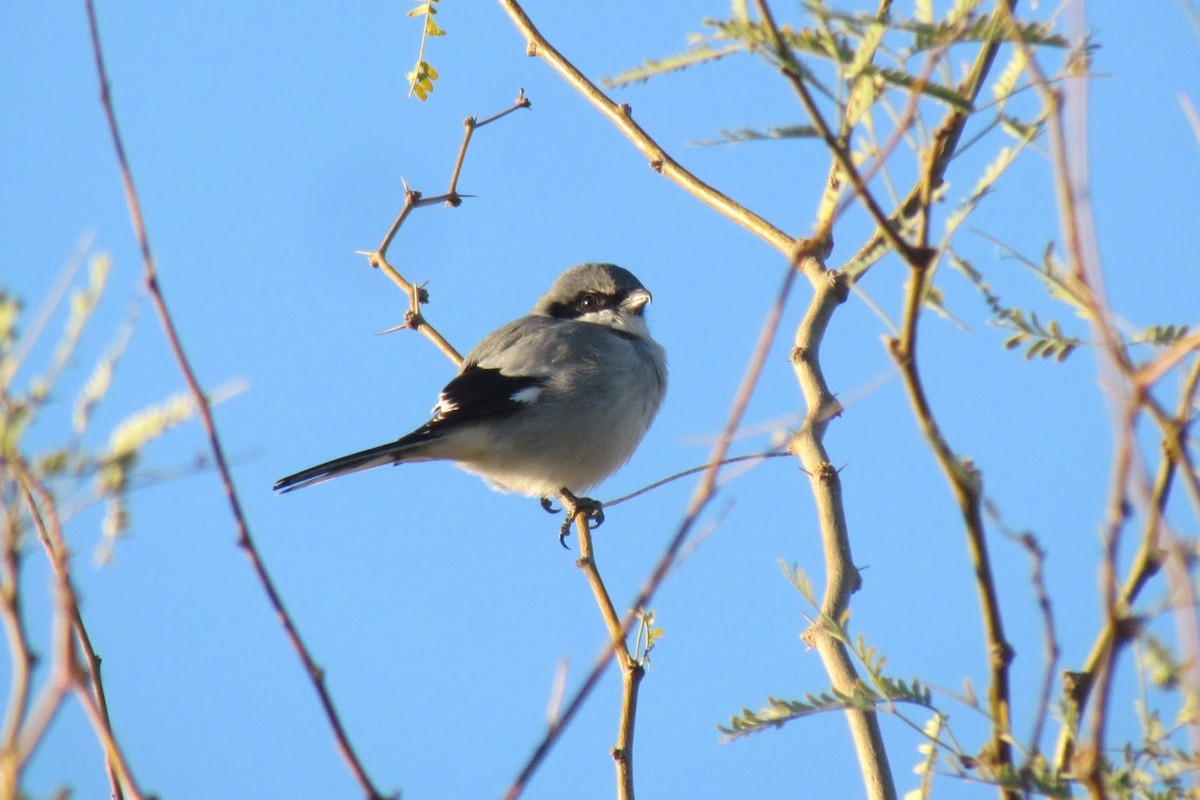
424;363;547;430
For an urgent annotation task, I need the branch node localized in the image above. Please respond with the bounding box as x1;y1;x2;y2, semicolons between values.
991;640;1016;669
827;269;850;303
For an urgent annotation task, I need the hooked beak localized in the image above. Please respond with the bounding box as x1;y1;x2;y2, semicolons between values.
622;288;653;315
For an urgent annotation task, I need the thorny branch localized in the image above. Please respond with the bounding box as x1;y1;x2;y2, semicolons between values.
361;91;532;368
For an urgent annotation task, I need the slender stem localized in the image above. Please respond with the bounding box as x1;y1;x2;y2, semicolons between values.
789;255;896;800
1052;356;1200;773
603;452;793;509
364;91;534;368
447;93;532;199
574;519;639;800
843;0;1021;280
887;257;1017;796
0;497;33;798
16;468;143;799
752;0;922;265
82;3;389;797
498;0;794;254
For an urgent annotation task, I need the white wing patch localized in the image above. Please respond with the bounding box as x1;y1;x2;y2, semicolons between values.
511;386;543;405
432;393;457;417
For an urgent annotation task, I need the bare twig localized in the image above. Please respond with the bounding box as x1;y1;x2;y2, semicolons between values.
986;501;1061;767
363;93;531;367
753;0;924;266
573;518;640;800
1052;355;1200;775
15;467;143;799
789;251;896;800
602;451;794;509
82;3;390;797
447;90;531;198
1001;4;1200;786
362;189;464;366
881;116;1017;789
842;0;1022;280
498;0;794;254
0;493;36;798
887;287;1017;795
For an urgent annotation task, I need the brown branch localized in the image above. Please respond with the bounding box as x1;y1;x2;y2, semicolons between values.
362;189;464;367
0;491;35;798
81;3;391;798
1052;355;1200;775
573;518;640;800
753;0;923;266
1000;5;1200;785
985;500;1061;768
887;252;1016;796
788;252;895;800
362;93;532;367
447;89;532;198
15;467;143;799
497;0;795;255
843;0;1021;280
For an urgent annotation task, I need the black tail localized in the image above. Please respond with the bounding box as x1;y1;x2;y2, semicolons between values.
274;438;421;493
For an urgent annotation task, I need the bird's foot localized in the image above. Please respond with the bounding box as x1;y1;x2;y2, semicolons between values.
556;488;604;548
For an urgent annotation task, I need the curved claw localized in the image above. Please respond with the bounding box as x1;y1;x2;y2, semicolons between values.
555;488;604;547
541;496;561;514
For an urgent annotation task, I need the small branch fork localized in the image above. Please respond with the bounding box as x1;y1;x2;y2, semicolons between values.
4;464;143;800
359;90;532;367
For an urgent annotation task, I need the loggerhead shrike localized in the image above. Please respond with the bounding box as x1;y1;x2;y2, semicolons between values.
274;263;667;543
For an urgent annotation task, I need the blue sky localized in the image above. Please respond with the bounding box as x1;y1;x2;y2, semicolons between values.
3;2;1199;798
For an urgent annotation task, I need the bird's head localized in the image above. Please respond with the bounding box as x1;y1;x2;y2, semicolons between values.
533;263;655;339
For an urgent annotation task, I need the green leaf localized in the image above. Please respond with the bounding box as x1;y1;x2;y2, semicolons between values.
691;123;819;146
991;47;1028;112
74;322;133;436
1138;324;1190;347
603;43;747;88
869;67;974;111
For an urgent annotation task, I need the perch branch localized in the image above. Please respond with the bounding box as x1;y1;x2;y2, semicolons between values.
505;258;801;798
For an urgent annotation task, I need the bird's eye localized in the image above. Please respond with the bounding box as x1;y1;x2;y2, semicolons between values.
578;293;601;312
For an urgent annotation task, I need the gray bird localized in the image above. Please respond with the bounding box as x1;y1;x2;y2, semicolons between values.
274;263;667;543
